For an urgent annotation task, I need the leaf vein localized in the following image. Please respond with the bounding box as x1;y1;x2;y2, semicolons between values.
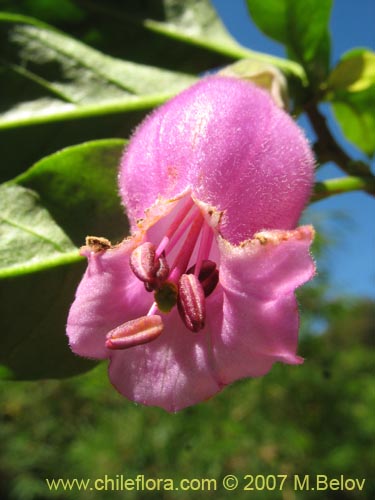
1;216;69;253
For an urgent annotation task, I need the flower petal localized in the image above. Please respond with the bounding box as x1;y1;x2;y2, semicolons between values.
120;76;314;242
108;310;221;412
209;226;315;385
67;236;152;359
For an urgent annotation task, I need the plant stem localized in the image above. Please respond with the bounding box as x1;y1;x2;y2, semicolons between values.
312;176;375;202
306;103;373;180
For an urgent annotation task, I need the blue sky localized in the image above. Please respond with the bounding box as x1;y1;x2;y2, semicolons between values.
212;0;375;298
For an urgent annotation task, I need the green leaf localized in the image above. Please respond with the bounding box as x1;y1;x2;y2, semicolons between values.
328;49;375;93
0;0;238;73
0;139;127;380
327;49;375;156
0;0;85;25
0;12;196;180
0;184;78;277
0;255;96;380
246;0;332;85
0;13;197;128
0;3;305;180
140;0;242;56
219;59;289;109
13;139;127;247
331;86;375;157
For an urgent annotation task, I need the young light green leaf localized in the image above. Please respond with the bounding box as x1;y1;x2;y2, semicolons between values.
219;59;289;109
331;86;375;157
0;140;127;380
245;0;332;85
328;49;375;93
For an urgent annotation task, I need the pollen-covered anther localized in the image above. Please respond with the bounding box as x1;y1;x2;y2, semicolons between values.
130;243;170;291
155;252;169;282
187;260;219;297
144;252;170;291
177;273;206;332
129;242;158;282
105;315;164;350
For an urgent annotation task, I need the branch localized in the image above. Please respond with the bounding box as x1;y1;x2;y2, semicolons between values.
311;176;375;202
306;103;373;180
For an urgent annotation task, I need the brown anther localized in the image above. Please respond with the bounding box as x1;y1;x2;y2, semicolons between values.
130;244;170;291
105;315;163;350
144;282;156;292
177;274;206;332
155;252;170;282
187;260;219;297
85;236;112;253
129;242;159;282
143;252;170;292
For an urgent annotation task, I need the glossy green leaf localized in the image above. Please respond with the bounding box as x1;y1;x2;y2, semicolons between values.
0;3;304;180
0;12;196;180
13;139;127;247
2;0;304;77
328;49;375;93
0;0;249;71
0;139;127;380
0;184;78;278
246;0;332;85
0;256;95;380
0;13;197;130
331;86;375;157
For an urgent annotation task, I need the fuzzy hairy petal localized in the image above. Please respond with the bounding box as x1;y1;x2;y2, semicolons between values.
108;309;220;412
208;226;315;385
67;237;152;359
120;76;314;242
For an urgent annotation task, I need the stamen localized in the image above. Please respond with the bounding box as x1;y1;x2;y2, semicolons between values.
154;252;170;283
126;198;218;335
130;244;170;290
144;252;170;291
162;208;200;258
168;211;204;283
187;260;219;297
147;302;159;317
177;274;206;332
194;222;214;277
155;196;194;258
129;242;159;282
105;315;163;350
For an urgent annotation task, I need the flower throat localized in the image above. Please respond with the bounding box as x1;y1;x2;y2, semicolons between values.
105;195;219;350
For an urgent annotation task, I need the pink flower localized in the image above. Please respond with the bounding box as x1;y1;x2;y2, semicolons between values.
67;76;315;412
